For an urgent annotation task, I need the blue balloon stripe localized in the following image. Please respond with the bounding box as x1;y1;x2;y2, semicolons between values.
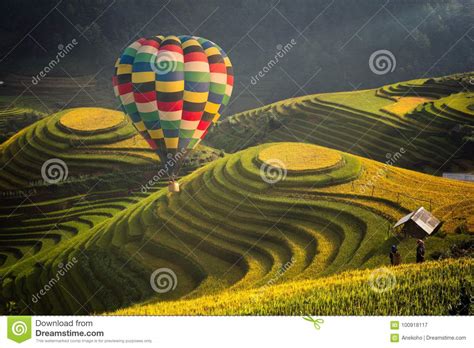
129;112;141;123
144;120;162;130
120;54;135;65
156;71;185;82
132;62;153;72
185;81;210;92
208;91;224;104
163;128;180;138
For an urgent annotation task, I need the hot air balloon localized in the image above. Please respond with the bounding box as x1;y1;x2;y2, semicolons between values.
112;35;233;192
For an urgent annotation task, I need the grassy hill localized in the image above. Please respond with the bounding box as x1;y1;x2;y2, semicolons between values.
0;106;219;190
0;71;125;145
206;72;474;174
1;142;472;314
0;73;473;316
114;258;473;315
0;96;47;144
0;106;220;312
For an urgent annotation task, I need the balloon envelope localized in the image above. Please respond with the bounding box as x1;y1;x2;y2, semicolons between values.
112;35;233;177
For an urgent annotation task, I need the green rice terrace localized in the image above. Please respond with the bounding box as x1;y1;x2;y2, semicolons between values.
0;96;48;144
0;73;473;315
206;72;474;174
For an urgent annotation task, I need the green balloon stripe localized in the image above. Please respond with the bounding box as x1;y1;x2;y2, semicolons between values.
179;129;195;138
139;111;160;122
210;83;226;95
123;47;138;57
123;104;138;116
161;120;180;130
185;71;211;83
221;94;231;106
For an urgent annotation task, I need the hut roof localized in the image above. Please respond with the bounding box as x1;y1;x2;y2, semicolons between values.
393;207;441;235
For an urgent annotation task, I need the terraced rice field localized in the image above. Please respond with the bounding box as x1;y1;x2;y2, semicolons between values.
58;107;126;133
0;190;147;269
405;92;473;131
0;74;472;316
381;97;433;117
1;74;116;110
259;143;342;171
206;73;474;174
115;258;474;315
0;96;48;144
0;106;221;314
2;142;471;315
0;107;144;190
0;97;47;119
0;107;218;190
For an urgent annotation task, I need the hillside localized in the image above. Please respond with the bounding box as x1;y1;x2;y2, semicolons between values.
0;106;220;190
114;258;474;315
0;96;47;144
1;142;472;314
206;72;474;174
0;106;219;286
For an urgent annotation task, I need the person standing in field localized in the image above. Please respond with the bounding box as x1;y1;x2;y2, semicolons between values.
416;239;425;263
389;245;401;266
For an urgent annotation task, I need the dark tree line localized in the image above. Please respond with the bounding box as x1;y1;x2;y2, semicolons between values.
1;0;472;114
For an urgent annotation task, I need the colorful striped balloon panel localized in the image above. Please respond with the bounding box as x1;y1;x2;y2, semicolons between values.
112;35;233;161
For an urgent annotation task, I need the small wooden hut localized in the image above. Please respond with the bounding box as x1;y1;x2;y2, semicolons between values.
393;207;442;239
